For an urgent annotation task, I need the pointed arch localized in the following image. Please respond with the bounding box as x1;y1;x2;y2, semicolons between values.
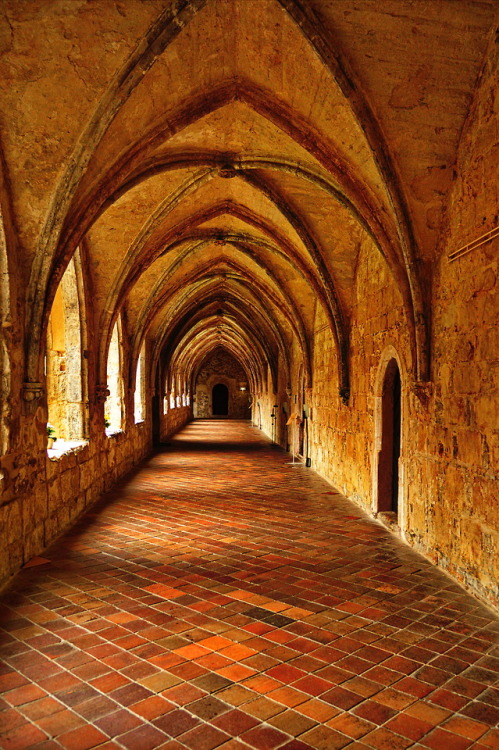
46;249;88;446
372;345;408;535
0;207;10;457
104;314;125;434
134;340;146;424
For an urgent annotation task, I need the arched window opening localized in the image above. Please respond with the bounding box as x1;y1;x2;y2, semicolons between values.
134;342;146;424
298;365;305;456
105;317;124;434
163;395;169;414
0;326;8;458
377;359;402;517
212;383;229;416
46;254;87;451
170;392;175;409
0;211;10;458
267;363;273;394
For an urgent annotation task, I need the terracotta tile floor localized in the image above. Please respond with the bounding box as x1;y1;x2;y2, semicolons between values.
1;420;498;750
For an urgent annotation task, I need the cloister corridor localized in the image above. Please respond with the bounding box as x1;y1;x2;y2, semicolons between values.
1;420;497;750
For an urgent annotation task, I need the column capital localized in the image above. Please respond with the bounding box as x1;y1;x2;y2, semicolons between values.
95;384;110;403
22;381;44;402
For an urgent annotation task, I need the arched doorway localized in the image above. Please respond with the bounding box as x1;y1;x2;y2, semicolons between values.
212;383;229;416
377;359;401;516
298;366;305;456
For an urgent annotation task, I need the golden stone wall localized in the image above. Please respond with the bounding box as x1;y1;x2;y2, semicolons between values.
0;294;153;588
0;0;496;611
309;236;409;513
160;406;192;443
408;46;498;604
306;51;498;607
0;414;151;587
194;349;251;419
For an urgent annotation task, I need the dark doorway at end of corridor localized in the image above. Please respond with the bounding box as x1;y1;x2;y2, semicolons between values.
212;383;229;415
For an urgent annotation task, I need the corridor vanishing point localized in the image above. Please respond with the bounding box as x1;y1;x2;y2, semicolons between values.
0;1;498;748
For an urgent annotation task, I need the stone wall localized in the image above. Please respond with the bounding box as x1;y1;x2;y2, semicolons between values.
253;341;303;450
0;383;193;590
194;348;251;419
308;239;498;607
0;6;496;612
408;43;498;603
305;46;498;608
309;235;411;513
160;405;192;442
0;410;151;589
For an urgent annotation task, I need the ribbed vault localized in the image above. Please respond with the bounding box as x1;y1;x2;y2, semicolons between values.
2;0;494;407
1;0;498;624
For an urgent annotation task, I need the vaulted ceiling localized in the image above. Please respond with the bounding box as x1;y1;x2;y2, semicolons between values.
1;0;495;397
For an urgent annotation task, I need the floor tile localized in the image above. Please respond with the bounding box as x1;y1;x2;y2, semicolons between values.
0;420;497;750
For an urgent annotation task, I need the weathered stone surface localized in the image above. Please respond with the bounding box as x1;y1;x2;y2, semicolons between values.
194;348;250;419
0;1;497;611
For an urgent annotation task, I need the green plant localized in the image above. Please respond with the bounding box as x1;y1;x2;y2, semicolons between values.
46;423;57;440
104;414;111;429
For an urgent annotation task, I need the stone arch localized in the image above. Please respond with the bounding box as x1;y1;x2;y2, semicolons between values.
33;92;428;403
46;250;88;446
104;314;124;434
372;345;408;534
193;348;250;420
134;341;146;424
0;208;10;458
297;363;306;456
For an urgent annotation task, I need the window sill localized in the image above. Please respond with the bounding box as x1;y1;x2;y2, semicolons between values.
47;440;88;460
105;428;124;438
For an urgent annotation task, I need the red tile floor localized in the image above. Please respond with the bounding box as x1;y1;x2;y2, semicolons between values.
1;420;498;750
